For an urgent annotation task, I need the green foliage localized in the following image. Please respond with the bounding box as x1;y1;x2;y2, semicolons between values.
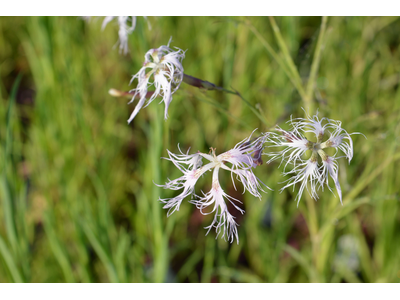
0;16;399;282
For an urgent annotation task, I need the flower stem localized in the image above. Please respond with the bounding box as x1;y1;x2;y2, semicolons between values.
304;16;328;114
246;18;307;100
304;193;320;279
268;16;306;97
149;104;168;282
302;17;329;281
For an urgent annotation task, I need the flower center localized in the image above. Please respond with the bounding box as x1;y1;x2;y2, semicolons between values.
313;143;322;151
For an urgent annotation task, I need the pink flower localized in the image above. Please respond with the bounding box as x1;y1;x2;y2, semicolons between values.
158;132;270;243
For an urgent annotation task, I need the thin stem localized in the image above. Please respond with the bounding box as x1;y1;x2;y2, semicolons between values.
301;17;329;280
150;104;168;283
304;193;320;278
304;16;328;114
268;16;305;98
183;74;269;126
246;19;307;100
234;89;269;127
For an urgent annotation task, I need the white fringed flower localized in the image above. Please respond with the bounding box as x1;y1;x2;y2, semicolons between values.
269;111;359;205
85;16;151;55
158;132;270;243
280;154;321;205
102;16;136;55
267;125;311;168
127;38;185;123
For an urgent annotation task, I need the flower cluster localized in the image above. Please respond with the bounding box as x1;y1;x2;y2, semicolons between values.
100;23;361;242
127;39;185;123
267;112;356;205
158;132;270;243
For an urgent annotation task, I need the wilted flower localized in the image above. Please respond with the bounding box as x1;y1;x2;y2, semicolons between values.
158;132;270;243
127;38;185;123
268;111;359;205
102;16;136;55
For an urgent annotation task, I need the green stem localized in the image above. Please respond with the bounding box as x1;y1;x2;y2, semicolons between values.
268;16;305;97
284;244;318;282
304;16;328;114
235;90;269;127
82;222;119;283
150;105;168;283
0;235;24;282
301;18;329;279
304;194;320;280
247;19;307;100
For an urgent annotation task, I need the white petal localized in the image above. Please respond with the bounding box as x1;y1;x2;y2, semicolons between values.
280;159;320;205
189;167;243;244
322;157;342;204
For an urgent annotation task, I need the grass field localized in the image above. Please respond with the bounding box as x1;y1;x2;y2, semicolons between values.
0;16;399;283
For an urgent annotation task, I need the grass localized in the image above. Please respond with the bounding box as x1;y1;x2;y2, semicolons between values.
0;16;399;283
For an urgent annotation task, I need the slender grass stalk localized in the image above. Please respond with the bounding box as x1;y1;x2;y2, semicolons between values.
298;194;320;281
0;235;24;282
268;16;306;97
234;90;269;126
344;152;400;203
246;19;307;100
0;75;27;282
43;212;75;283
82;222;119;283
304;16;328;114
201;235;216;283
149;105;168;283
177;248;202;281
2;75;22;257
284;244;318;282
297;17;329;280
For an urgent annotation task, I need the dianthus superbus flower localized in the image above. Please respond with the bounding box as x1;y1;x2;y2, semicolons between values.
102;16;136;55
268;111;360;205
158;132;270;243
127;38;185;123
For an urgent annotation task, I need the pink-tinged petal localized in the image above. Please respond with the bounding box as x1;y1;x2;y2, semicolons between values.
189;167;243;244
158;163;213;217
218;130;267;169
158;133;270;243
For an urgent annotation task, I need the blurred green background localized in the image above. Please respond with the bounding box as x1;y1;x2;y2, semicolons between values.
0;16;399;283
